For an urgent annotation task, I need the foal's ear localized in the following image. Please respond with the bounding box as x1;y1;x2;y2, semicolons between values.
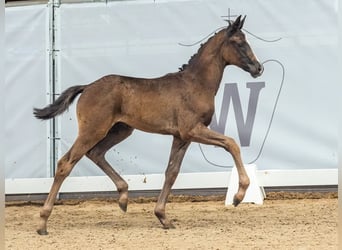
227;15;242;36
239;15;246;29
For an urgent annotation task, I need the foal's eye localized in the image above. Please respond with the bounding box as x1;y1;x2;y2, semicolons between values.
231;39;243;47
236;41;243;47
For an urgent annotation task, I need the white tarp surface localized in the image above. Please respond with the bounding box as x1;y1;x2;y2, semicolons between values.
5;0;339;179
5;5;49;178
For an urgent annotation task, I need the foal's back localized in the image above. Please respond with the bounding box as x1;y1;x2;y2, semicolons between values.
77;72;205;136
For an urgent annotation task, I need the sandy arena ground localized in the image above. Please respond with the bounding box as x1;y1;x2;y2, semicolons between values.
5;192;337;250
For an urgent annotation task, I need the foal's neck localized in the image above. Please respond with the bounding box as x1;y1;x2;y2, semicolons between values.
183;30;227;94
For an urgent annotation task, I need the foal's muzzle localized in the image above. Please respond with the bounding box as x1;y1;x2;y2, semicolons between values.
248;62;264;78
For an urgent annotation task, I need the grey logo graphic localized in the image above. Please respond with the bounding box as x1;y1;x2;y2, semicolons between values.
210;82;265;147
200;59;285;168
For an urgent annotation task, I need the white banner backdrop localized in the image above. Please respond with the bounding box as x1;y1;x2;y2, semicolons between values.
5;0;339;192
5;5;49;178
56;0;338;177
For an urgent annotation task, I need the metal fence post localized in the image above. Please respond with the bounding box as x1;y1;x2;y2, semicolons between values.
48;0;61;177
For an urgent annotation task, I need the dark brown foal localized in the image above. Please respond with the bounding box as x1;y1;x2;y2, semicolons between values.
34;15;263;234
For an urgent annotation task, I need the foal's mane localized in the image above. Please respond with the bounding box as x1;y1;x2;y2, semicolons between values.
178;27;226;72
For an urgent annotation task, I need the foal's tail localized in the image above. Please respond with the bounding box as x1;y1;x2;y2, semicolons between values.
33;85;86;120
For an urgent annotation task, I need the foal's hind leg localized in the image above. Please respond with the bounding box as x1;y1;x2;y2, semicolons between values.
86;123;134;212
37;131;109;235
154;136;190;229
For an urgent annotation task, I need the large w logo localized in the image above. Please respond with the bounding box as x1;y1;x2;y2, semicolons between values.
210;82;265;147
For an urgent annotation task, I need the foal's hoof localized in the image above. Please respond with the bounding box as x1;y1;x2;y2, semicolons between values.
119;201;127;212
162;222;176;230
37;229;48;235
160;218;176;229
233;195;242;207
118;193;128;212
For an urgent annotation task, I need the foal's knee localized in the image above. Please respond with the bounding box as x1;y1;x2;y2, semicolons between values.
55;166;71;180
225;138;241;156
55;157;74;179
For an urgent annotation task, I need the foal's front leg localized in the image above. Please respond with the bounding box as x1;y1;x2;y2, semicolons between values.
188;123;250;206
154;137;190;229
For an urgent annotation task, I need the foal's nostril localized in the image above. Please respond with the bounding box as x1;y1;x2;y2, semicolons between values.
257;63;264;74
247;62;263;77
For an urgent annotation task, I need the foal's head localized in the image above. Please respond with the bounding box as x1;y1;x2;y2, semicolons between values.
221;15;263;78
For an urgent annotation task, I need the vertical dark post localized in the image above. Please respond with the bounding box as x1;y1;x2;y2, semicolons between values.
48;0;60;177
0;0;5;246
